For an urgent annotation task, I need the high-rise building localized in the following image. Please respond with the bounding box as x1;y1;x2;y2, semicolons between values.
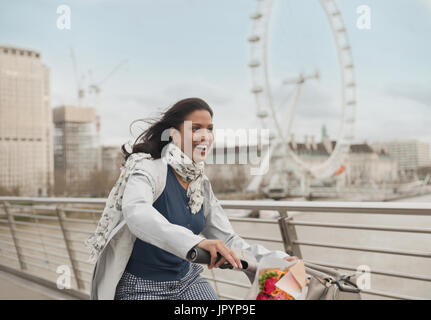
0;45;53;196
53;105;99;195
372;140;431;172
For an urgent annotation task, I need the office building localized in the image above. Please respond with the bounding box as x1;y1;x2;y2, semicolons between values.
0;45;53;196
53;105;99;194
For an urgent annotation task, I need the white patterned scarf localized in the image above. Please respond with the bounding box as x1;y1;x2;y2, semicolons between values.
161;141;205;214
85;141;205;264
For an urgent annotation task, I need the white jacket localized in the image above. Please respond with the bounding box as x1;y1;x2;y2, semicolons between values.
89;157;289;300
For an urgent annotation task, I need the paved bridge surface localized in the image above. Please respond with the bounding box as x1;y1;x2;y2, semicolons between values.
0;269;78;300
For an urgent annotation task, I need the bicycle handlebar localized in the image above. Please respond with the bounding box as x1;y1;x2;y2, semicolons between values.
186;247;250;270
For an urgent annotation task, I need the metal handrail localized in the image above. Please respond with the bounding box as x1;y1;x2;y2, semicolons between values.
5;226;65;241
236;234;282;243
62;217;98;224
304;259;431;282
228;217;279;224
1;197;430;214
6;235;67;249
19;250;68;267
221;200;431;215
61;226;96;235
289;220;431;234
62;207;103;214
6;212;59;221
9;220;62;231
0;197;107;204
0;196;430;300
293;240;431;258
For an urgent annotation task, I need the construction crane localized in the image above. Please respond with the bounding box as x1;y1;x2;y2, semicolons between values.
69;48;128;171
86;59;128;172
70;48;85;106
70;47;128;109
87;59;128;111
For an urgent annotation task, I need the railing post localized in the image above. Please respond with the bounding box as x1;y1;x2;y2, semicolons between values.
2;201;26;270
56;205;83;290
277;209;303;259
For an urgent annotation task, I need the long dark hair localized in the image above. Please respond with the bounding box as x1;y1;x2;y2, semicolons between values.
121;97;213;161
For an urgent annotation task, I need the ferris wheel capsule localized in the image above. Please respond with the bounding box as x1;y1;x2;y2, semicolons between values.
248;60;261;68
251;86;263;94
250;12;263;20
256;110;269;118
248;35;261;43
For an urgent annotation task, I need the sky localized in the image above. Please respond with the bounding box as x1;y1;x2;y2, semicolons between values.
0;0;430;148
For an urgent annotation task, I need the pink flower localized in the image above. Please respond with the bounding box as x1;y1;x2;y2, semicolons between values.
273;293;286;300
262;277;277;295
256;293;269;300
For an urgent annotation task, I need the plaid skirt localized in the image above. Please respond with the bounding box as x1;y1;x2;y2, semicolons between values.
114;263;219;300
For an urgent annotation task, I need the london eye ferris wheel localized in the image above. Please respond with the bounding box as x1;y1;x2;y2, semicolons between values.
247;0;356;194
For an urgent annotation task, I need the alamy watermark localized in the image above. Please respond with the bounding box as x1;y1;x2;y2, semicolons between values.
56;264;71;290
57;5;71;30
356;264;372;290
357;5;371;30
155;122;272;176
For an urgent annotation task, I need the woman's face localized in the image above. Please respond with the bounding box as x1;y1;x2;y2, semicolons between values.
172;109;214;162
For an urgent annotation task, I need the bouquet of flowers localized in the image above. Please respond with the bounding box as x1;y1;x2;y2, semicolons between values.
246;256;308;300
256;268;295;300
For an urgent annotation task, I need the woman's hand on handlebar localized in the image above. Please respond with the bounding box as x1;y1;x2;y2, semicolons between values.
196;239;243;269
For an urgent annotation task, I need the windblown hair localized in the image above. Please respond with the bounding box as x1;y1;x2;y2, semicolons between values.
121;97;213;161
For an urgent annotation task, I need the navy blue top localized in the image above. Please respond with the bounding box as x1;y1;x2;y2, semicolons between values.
125;164;206;281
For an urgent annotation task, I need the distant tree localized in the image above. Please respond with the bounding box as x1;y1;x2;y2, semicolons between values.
230;165;248;191
79;169;118;197
206;164;248;194
208;173;226;194
417;166;431;181
54;168;118;197
0;185;21;196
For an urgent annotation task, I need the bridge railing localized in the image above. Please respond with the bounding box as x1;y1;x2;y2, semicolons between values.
0;197;429;300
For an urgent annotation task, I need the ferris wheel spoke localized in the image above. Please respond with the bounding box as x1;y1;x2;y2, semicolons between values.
284;83;302;141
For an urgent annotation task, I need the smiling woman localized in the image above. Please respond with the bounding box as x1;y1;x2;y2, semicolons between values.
87;97;292;300
116;98;236;300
